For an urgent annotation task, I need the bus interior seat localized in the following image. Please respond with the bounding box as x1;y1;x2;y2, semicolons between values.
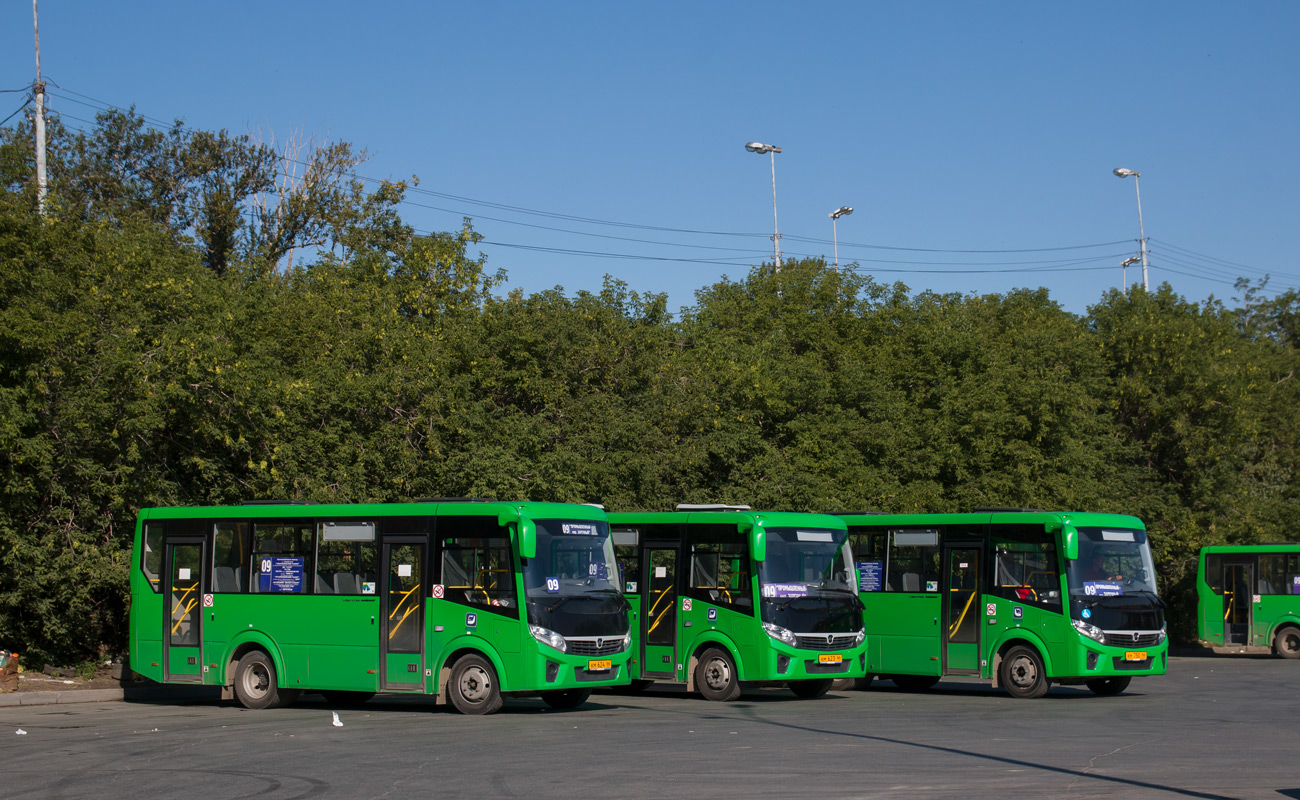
1259;579;1274;594
214;566;243;592
902;572;921;592
315;574;333;594
334;573;359;595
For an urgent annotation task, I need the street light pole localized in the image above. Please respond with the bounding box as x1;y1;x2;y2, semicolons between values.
1113;168;1148;290
746;142;783;270
1120;256;1140;288
829;206;853;269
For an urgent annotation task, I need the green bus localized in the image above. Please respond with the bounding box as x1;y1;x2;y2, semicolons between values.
608;505;868;701
1196;544;1300;658
129;499;632;714
836;510;1167;698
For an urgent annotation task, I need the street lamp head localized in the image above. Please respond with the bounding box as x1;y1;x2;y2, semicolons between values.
1113;168;1140;178
745;141;781;154
829;206;854;219
1121;256;1140;267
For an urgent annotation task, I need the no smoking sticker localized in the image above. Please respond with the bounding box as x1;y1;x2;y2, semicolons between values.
432;584;444;599
682;598;693;612
986;602;997;616
202;594;213;607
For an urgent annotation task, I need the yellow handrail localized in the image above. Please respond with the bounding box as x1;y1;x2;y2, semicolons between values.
948;590;976;637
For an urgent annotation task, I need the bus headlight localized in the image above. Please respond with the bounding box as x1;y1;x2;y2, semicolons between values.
762;622;798;647
530;625;567;653
853;628;866;647
1071;619;1105;644
1156;624;1166;644
621;631;632;651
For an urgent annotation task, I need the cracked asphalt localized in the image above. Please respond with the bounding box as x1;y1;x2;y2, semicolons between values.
0;656;1294;799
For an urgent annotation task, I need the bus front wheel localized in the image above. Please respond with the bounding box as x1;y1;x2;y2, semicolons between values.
540;688;592;709
999;645;1049;699
1085;676;1131;696
1274;626;1300;659
449;654;504;715
788;679;833;699
695;648;741;702
234;651;297;710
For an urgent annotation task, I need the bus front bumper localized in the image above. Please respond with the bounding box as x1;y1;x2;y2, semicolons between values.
1058;636;1169;680
757;637;869;681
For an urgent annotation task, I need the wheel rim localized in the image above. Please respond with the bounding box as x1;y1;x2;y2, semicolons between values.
1283;632;1300;654
703;657;732;691
458;665;492;703
242;662;270;699
1008;655;1038;688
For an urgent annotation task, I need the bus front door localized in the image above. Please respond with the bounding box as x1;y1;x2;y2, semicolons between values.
943;547;980;674
381;538;426;690
1222;561;1253;646
641;547;678;680
163;537;206;683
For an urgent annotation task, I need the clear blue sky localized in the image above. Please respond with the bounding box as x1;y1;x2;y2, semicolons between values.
4;2;1297;316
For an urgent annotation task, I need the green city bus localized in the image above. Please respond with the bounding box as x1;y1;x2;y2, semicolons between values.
1196;544;1300;658
129;499;632;714
608;505;868;701
836;510;1167;698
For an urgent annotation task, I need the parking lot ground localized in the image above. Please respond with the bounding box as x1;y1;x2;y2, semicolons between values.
0;656;1296;799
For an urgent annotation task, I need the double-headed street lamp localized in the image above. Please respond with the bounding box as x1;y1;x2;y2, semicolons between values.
829;206;853;269
1120;256;1140;288
746;141;782;270
1113;168;1148;290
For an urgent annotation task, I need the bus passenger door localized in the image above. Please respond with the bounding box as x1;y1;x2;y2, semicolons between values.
641;547;678;679
1222;561;1252;646
381;538;426;690
943;547;980;674
163;537;206;683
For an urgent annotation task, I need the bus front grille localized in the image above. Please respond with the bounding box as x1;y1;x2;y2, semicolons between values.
796;634;859;651
1101;630;1163;647
565;637;626;656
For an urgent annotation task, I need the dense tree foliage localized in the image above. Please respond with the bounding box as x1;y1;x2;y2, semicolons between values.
2;111;1298;664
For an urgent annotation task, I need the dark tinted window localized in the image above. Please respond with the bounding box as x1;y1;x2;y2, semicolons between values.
437;515;517;617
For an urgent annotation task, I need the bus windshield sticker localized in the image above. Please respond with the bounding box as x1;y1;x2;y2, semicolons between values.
626;581;637;593
796;530;834;542
546;577;560;593
1083;581;1123;597
857;561;883;592
588;562;607;580
361;582;376;595
926;580;938;592
655;566;667;578
1081;608;1092;619
762;583;809;599
561;523;598;536
1101;530;1137;542
259;557;304;593
397;564;412;577
178;568;191;580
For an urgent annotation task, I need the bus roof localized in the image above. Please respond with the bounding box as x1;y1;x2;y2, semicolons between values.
1199;543;1300;555
831;510;1145;530
137;500;608;522
608;509;847;530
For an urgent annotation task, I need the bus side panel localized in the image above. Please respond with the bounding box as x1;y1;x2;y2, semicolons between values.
1197;573;1225;646
865;592;941;677
625;593;644;680
130;588;164;683
680;601;756;680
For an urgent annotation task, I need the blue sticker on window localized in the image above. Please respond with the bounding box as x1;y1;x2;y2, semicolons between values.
1081;608;1092;619
587;562;607;580
856;561;883;592
1083;581;1123;597
545;577;560;593
466;612;477;627
259;556;305;593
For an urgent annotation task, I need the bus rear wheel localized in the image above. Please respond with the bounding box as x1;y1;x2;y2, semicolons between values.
1085;676;1131;696
1274;626;1300;659
449;654;503;715
540;688;592;709
1000;645;1049;699
852;676;875;690
695;647;742;702
892;675;939;691
234;651;297;710
788;679;834;699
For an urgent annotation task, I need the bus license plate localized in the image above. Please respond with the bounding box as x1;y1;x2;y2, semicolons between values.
588;659;612;671
1124;651;1147;661
818;654;843;664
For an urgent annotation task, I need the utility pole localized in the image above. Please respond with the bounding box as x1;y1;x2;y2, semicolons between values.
33;0;48;217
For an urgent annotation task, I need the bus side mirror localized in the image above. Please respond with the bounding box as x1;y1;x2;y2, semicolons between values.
518;519;536;560
1061;524;1079;562
739;521;766;562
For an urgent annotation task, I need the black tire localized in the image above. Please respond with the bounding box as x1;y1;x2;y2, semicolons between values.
891;675;940;691
448;654;504;715
1000;645;1049;699
320;690;375;706
694;647;742;702
852;676;875;691
1085;676;1132;696
625;679;655;693
234;651;295;710
540;688;592;709
1274;626;1300;659
788;678;834;699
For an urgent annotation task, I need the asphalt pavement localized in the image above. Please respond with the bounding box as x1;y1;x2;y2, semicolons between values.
0;656;1295;799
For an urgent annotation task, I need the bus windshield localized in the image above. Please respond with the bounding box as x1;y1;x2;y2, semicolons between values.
758;527;857;599
1066;527;1158;598
523;519;621;600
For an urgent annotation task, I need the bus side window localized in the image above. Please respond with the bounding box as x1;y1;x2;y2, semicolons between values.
849;530;888;592
212;522;250;593
250;522;313;594
1258;555;1286;595
316;521;378;595
1204;555;1222;593
685;524;752;612
990;524;1060;609
437;515;518;616
142;522;164;593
